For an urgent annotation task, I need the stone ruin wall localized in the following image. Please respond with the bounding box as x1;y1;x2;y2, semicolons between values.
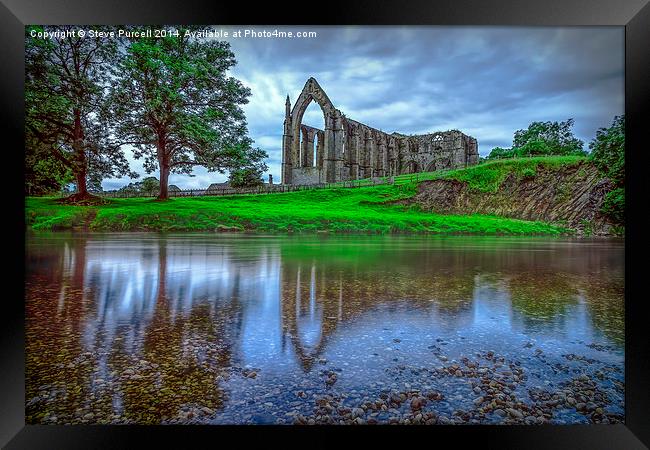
281;78;479;185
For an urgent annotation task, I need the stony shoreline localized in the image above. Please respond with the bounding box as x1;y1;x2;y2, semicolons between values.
288;350;623;425
28;345;624;425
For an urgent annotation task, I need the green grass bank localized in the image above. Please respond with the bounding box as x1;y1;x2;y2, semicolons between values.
25;157;585;235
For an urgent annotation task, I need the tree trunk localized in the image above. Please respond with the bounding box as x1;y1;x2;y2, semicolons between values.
75;170;87;196
72;109;89;197
158;166;169;200
157;135;170;200
60;110;100;204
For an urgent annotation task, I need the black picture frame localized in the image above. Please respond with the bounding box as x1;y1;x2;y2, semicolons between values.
2;1;648;448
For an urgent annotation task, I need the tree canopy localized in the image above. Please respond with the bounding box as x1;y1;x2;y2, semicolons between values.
589;115;624;186
228;166;265;188
118;176;161;195
25;25;135;201
486;119;586;160
109;26;267;200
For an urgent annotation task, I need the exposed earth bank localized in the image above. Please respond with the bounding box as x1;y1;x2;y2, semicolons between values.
397;161;618;236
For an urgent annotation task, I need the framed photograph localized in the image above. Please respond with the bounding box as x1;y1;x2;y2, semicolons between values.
3;0;649;447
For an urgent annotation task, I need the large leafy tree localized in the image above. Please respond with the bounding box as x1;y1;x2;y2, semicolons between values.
484;146;514;160
25;25;135;201
590;115;624;186
512;118;585;156
487;118;587;160
110;26;267;200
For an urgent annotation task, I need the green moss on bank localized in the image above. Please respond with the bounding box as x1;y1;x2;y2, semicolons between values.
428;156;587;192
25;157;583;235
404;155;587;193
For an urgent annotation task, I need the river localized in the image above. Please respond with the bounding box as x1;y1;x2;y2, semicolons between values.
25;233;624;425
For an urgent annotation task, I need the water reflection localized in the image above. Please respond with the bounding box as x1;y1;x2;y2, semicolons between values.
25;233;624;424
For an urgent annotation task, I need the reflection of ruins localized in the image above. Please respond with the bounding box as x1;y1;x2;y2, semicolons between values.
26;235;624;423
281;78;479;185
279;248;479;372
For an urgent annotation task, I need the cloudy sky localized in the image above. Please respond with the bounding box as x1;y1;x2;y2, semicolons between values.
103;26;624;190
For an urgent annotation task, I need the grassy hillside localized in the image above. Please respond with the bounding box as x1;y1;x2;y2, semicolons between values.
25;157;585;235
399;156;623;236
391;155;587;192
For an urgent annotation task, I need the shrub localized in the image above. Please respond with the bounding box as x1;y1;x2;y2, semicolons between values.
228;167;264;188
521;167;536;178
590;115;624;186
601;187;625;224
589;115;624;224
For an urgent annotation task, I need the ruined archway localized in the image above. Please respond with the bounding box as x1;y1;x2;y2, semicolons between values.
281;78;479;185
403;161;419;174
298;100;325;168
282;78;346;185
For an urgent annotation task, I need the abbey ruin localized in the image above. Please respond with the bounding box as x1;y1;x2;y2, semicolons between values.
281;78;479;185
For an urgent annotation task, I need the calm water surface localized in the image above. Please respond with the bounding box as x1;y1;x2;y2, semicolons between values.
25;233;624;424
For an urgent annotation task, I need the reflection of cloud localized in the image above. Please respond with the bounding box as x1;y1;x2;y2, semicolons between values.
102;26;623;190
44;235;627;367
27;234;625;424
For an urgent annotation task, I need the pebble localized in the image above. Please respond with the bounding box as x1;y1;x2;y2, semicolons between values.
410;397;425;411
27;342;623;427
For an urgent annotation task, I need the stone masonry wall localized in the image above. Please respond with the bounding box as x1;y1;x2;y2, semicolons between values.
282;78;479;185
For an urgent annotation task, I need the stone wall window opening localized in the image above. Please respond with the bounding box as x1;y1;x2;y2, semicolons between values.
301;96;325;130
299;99;325;169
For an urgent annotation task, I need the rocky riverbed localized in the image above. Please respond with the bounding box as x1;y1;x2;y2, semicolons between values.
25;233;625;426
27;337;624;425
287;348;623;425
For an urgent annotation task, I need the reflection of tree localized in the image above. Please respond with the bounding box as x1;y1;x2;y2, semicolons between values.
508;268;624;346
508;271;580;332
27;235;251;424
26;235;103;422
26;234;625;423
577;277;624;346
106;237;237;424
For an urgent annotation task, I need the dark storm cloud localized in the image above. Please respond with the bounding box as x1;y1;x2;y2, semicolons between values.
104;26;623;190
